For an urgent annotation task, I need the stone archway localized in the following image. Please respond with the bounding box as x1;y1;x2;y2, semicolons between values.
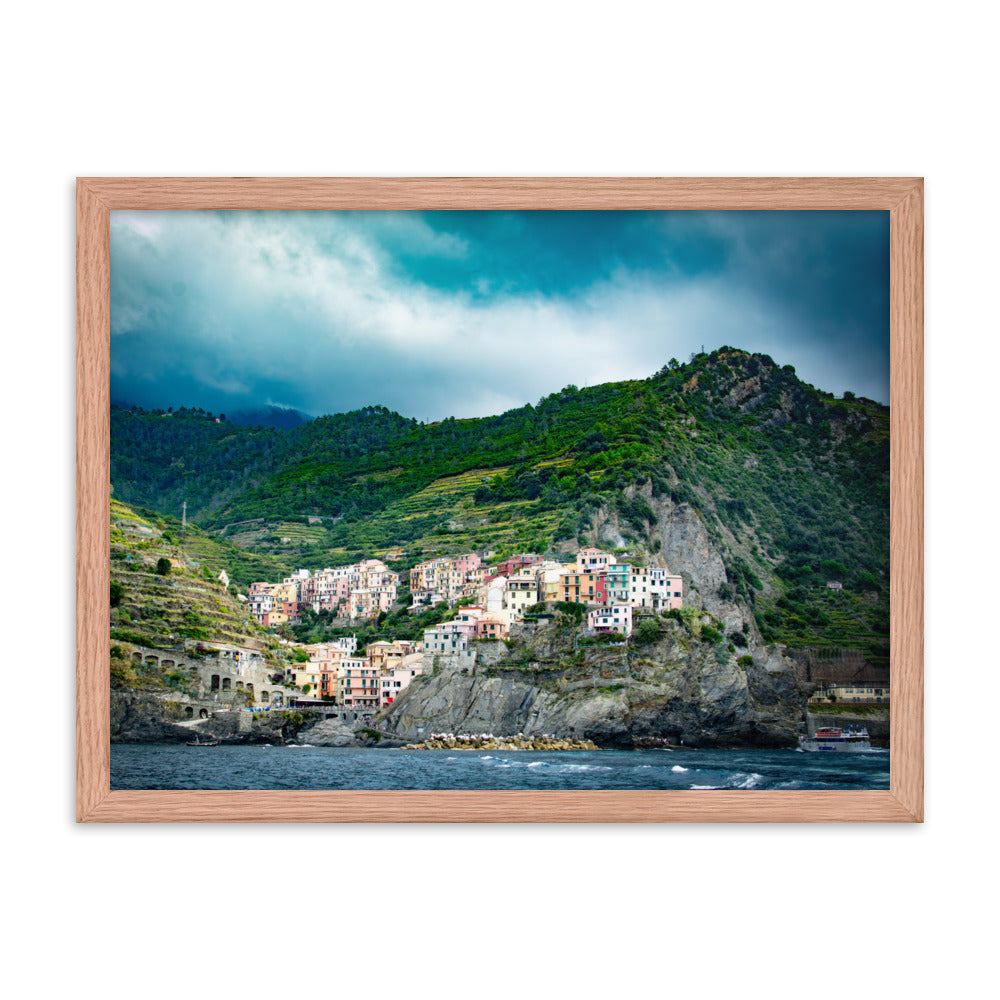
184;706;194;718
222;677;231;691
199;708;209;719
260;690;269;704
210;675;220;691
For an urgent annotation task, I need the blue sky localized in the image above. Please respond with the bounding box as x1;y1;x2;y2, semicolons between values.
110;209;889;421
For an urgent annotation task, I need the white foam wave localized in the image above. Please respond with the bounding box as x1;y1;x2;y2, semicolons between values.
670;765;689;773
690;784;720;789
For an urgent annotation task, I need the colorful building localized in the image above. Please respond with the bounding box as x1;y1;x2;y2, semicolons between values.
558;569;607;605
505;569;540;615
492;553;541;580
588;604;633;636
576;547;615;573
339;658;381;709
629;568;683;611
604;563;630;604
475;616;507;640
379;661;424;706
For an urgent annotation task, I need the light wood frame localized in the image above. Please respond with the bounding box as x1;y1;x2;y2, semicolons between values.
77;178;923;823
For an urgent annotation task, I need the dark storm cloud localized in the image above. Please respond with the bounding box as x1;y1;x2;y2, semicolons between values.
110;209;888;421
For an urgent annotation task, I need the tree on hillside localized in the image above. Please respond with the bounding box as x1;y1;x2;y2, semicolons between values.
155;557;171;576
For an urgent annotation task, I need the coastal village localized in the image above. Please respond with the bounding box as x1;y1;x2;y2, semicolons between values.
111;498;887;733
235;546;685;712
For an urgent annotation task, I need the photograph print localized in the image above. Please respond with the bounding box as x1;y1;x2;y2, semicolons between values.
107;207;891;792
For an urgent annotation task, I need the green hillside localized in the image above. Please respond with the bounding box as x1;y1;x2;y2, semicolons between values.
109;498;288;653
110;348;890;661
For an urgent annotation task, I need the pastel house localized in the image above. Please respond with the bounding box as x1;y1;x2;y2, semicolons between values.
559;569;607;605
588;604;633;636
576;547;615;573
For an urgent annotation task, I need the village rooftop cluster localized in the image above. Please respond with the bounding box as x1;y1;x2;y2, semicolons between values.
243;546;684;711
248;546;683;641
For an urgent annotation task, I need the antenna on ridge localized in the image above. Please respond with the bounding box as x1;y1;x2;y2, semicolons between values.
182;500;187;528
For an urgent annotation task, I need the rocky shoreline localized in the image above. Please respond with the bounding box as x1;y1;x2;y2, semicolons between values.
401;733;599;751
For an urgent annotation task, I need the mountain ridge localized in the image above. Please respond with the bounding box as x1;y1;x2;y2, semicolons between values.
111;347;889;660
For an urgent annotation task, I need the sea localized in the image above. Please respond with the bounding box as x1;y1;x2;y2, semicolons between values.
111;744;890;791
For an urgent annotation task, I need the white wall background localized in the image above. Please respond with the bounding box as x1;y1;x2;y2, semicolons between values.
3;2;994;997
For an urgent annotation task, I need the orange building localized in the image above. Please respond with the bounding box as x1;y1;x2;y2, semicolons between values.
558;570;606;604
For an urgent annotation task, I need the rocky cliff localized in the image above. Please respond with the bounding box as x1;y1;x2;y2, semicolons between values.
377;613;808;749
379;477;812;749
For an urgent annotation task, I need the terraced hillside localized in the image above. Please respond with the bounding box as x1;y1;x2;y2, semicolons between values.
109;499;286;655
317;463;568;565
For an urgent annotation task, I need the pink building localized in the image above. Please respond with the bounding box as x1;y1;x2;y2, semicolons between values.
475;616;507;640
379;662;424;706
339;659;380;709
452;552;482;576
588;604;632;636
452;606;485;636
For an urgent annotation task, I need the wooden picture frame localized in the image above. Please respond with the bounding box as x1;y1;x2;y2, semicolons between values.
77;177;923;822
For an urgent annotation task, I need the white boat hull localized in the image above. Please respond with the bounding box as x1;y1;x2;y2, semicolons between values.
800;739;871;752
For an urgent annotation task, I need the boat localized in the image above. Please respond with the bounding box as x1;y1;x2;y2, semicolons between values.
800;726;871;752
186;738;220;746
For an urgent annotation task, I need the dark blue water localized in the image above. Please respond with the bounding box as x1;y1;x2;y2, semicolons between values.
111;744;890;790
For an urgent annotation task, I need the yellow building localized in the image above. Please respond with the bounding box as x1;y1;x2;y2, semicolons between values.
291;667;322;695
809;684;889;705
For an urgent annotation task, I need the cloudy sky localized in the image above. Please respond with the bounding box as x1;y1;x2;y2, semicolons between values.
110;209;889;422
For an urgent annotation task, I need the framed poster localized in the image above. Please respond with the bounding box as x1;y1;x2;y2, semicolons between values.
77;177;922;822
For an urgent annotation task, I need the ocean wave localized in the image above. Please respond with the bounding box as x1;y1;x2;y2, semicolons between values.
670;765;689;773
475;754;612;772
690;784;721;790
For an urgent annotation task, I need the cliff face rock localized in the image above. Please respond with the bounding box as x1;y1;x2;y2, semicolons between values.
111;691;197;743
296;718;361;747
377;617;808;749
